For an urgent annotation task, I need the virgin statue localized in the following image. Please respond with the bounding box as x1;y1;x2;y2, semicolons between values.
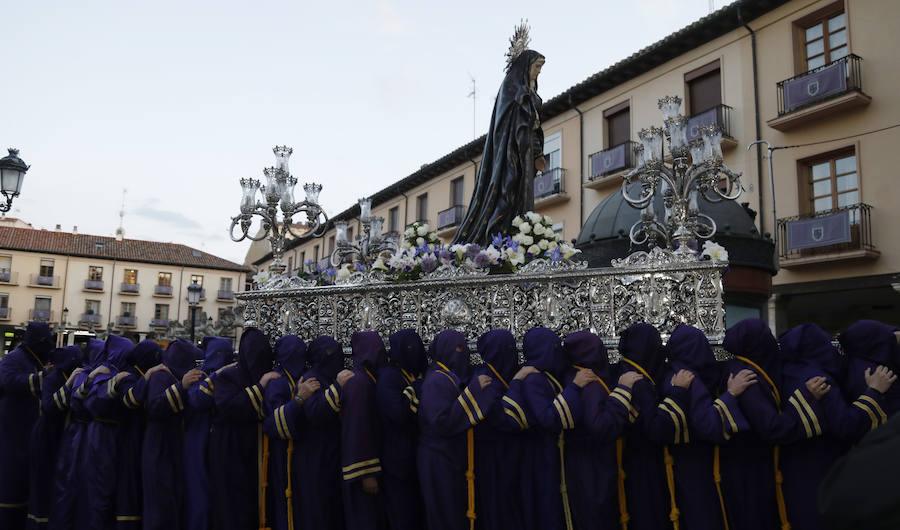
453;23;546;245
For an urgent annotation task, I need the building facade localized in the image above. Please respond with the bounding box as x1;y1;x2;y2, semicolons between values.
252;0;900;335
0;225;248;352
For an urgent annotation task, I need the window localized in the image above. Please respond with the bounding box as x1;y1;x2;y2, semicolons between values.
158;272;172;287
39;259;54;278
544;132;562;171
121;302;136;317
220;278;233;292
313;245;320;264
450;177;465;207
416;193;428;222
804;149;858;214
85;300;100;315
0;255;10;273
605;103;630;148
123;269;138;285
300;251;306;267
803;11;847;70
328;235;336;254
154;304;169;320
287;256;293;274
389;206;400;233
190;274;203;287
89;266;103;281
0;293;8;309
34;296;51;312
347;226;354;242
686;61;722;114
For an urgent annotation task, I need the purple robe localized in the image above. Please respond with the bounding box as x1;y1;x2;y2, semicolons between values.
49;338;105;530
838;320;899;420
260;335;305;530
183;336;232;530
520;327;583;530
417;329;494;530
663;325;748;530
26;346;82;529
561;330;632;530
720;318;822;530
209;328;273;530
376;329;426;530
340;332;388;530
473;330;528;530
0;322;54;530
617;323;684;530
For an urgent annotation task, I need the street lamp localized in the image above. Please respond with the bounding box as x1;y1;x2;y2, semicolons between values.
187;280;202;343
0;148;29;213
59;307;69;346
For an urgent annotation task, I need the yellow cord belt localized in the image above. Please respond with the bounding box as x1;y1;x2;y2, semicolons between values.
285;440;295;530
774;446;791;530
663;446;680;530
465;428;476;530
616;438;629;530
558;432;574;530
713;445;730;530
259;428;271;530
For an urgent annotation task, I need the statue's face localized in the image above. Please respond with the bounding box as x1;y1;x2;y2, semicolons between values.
529;57;545;84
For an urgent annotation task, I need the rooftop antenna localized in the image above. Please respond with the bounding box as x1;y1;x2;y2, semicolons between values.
467;73;477;139
115;188;127;240
709;0;715;13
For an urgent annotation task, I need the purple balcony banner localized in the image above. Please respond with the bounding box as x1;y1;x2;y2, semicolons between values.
591;144;626;177
786;210;851;251
686;108;720;142
533;171;556;197
438;208;459;228
784;62;847;111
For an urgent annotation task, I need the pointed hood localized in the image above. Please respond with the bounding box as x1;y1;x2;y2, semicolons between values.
523;327;565;377
308;335;343;382
723;318;782;390
478;329;518;384
839;319;900;370
127;340;163;374
618;323;665;385
200;336;233;373
274;334;307;380
388;329;427;377
23;321;54;361
666;324;721;392
162;339;201;380
52;346;83;375
564;329;611;384
351;331;386;372
430;329;472;381
237;328;274;383
103;335;135;371
84;338;106;369
780;323;845;381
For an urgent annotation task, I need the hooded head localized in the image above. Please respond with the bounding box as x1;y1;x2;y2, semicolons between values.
163;339;201;380
564;329;611;383
127;340;162;374
839;320;900;370
506;49;545;98
780;323;845;381
618;323;665;385
200;337;233;373
23;321;54;360
308;335;344;382
273;334;307;380
478;329;518;384
237;328;274;383
723;318;782;387
351;332;386;372
523;327;565;376
104;335;135;371
666;324;721;392
84;338;106;369
52;346;83;375
388;329;427;377
430;329;472;381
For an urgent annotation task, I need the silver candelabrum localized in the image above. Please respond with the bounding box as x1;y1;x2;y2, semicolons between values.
623;95;742;253
329;197;397;267
229;146;329;274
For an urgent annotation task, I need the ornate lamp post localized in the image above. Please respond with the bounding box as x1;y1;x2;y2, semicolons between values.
187;280;202;344
622;96;742;254
230;146;329;275
329;197;397;267
0;148;30;212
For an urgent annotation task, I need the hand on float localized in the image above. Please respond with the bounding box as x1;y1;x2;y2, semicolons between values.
727;369;757;396
865;366;897;394
573;368;596;388
671;369;695;389
182;368;204;390
297;376;320;400
617;371;643;389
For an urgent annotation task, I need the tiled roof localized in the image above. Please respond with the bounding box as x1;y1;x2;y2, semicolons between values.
0;226;248;272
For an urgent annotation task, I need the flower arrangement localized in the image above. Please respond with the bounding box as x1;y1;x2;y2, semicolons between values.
700;240;729;261
401;221;441;250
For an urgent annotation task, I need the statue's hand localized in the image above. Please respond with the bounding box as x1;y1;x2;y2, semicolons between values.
535;155;546;172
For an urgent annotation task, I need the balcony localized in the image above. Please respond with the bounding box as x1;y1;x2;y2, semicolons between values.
777;203;879;268
436;205;465;237
116;315;136;328
217;290;235;301
154;284;173;297
29;309;54;322
30;275;60;288
534;168;568;208
586;142;637;189
768;54;869;131
150;318;169;328
185;289;206;301
0;271;16;285
120;282;140;295
0;307;10;320
685;104;736;147
80;313;102;325
84;279;104;292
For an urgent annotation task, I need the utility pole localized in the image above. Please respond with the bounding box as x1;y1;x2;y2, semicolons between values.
467;74;477;140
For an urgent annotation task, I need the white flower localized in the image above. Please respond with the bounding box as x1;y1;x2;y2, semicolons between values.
512;215;524;227
526;211;542;224
405;226;414;236
371;257;388;271
511;233;525;244
527;244;541;255
521;235;534;246
702;241;729;261
559;244;581;259
538;239;549;250
519;222;531;234
416;225;428;237
547;240;559;250
416;237;425;246
484;245;502;262
532;223;545;236
507;249;525;266
336;264;353;281
543;214;553;225
252;271;270;284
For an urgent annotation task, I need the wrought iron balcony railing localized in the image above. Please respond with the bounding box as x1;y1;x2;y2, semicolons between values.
685;104;733;142
437;205;465;230
29;309;53;322
590;141;637;179
154;284;173;296
0;307;8;320
534;167;565;199
777;203;874;261
30;275;58;287
120;282;140;294
81;313;102;325
117;315;136;327
0;271;11;283
150;318;169;327
777;54;863;115
84;279;104;291
217;290;235;300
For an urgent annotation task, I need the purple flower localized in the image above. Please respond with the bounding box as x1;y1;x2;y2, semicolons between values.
355;262;368;272
474;252;492;268
491;233;507;248
439;248;454;263
547;246;563;262
416;243;431;256
421;255;438;272
507;240;520;252
465;244;481;259
324;267;336;278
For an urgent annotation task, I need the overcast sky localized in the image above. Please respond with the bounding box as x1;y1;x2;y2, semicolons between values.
2;0;722;264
